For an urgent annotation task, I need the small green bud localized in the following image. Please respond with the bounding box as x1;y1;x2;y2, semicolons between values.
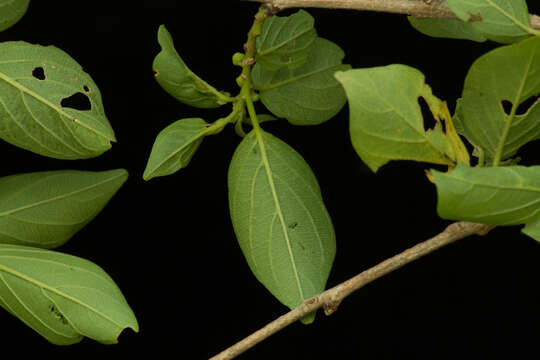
232;52;245;66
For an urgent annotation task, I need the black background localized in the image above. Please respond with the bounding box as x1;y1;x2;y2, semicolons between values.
1;1;540;359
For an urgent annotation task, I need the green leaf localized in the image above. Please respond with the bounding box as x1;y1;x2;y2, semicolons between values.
0;41;116;159
523;220;540;242
0;0;30;32
458;37;540;164
252;37;350;125
143;118;208;181
446;0;532;43
256;10;317;71
0;169;128;249
153;25;229;108
0;244;138;345
408;16;487;42
432;163;540;241
335;64;456;172
228;130;335;323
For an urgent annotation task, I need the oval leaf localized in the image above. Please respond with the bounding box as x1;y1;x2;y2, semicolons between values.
446;0;532;43
0;169;128;248
228;130;336;323
153;25;229;108
0;0;30;32
253;37;350;125
0;244;138;345
143;118;208;180
0;41;116;159
432;163;540;241
459;37;540;163
335;64;456;172
256;10;317;71
408;16;487;42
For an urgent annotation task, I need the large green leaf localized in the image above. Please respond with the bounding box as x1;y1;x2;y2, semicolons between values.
0;244;138;345
458;36;540;164
432;163;540;241
0;41;115;159
408;17;487;42
446;0;532;43
143;118;207;180
0;169;128;249
256;10;317;71
335;64;456;172
153;25;229;108
228;130;335;323
0;0;30;32
252;37;350;125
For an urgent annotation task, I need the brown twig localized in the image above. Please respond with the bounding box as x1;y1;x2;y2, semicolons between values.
210;221;492;360
244;0;540;30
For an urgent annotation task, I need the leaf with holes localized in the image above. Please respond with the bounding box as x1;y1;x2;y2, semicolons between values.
446;0;532;43
432;163;540;242
408;17;487;42
0;169;127;249
0;41;115;159
335;64;459;172
153;25;229;108
0;244;138;345
458;36;540;165
252;37;350;125
143;118;208;181
0;0;30;32
228;130;335;324
256;10;317;71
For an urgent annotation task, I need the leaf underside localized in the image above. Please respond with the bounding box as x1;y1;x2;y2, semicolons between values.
0;0;30;32
408;16;487;42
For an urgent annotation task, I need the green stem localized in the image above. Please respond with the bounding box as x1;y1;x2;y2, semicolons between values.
492;100;518;167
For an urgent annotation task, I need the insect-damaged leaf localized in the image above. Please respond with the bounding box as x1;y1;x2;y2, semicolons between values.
432;163;540;242
252;38;350;125
153;25;229;108
408;17;487;42
256;10;317;71
0;42;116;159
0;244;138;345
0;169;128;249
228;130;335;323
0;0;30;32
143;118;208;180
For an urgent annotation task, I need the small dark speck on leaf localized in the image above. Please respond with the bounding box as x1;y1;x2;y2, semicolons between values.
83;85;90;92
32;67;45;80
288;222;298;229
252;148;258;154
468;12;483;22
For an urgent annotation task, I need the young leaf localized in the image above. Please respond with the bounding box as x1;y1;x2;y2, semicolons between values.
0;244;138;345
256;10;317;71
252;37;350;125
0;41;116;159
0;0;30;32
432;163;540;241
408;17;487;42
153;25;229;108
458;37;540;164
143;118;207;180
446;0;532;43
335;64;456;172
0;169;128;249
228;130;336;323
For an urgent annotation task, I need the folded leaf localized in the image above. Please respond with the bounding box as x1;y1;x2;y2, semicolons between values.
459;37;540;164
153;25;228;108
0;169;128;248
432;163;540;241
228;130;335;323
446;0;532;43
0;0;30;32
0;244;138;345
336;64;456;172
143;118;207;180
0;41;116;159
408;17;487;42
253;37;349;125
256;10;317;71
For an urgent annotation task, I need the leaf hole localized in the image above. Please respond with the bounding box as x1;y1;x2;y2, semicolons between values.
501;96;539;116
418;97;438;132
61;92;91;111
83;85;90;92
288;222;298;229
32;67;45;80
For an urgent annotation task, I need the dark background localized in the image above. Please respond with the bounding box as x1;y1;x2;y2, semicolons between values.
1;1;540;359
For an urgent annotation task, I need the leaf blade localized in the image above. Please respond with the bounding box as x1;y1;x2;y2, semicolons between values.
0;0;30;32
408;16;487;42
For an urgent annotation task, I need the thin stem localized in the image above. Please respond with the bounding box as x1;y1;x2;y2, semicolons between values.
210;221;492;360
